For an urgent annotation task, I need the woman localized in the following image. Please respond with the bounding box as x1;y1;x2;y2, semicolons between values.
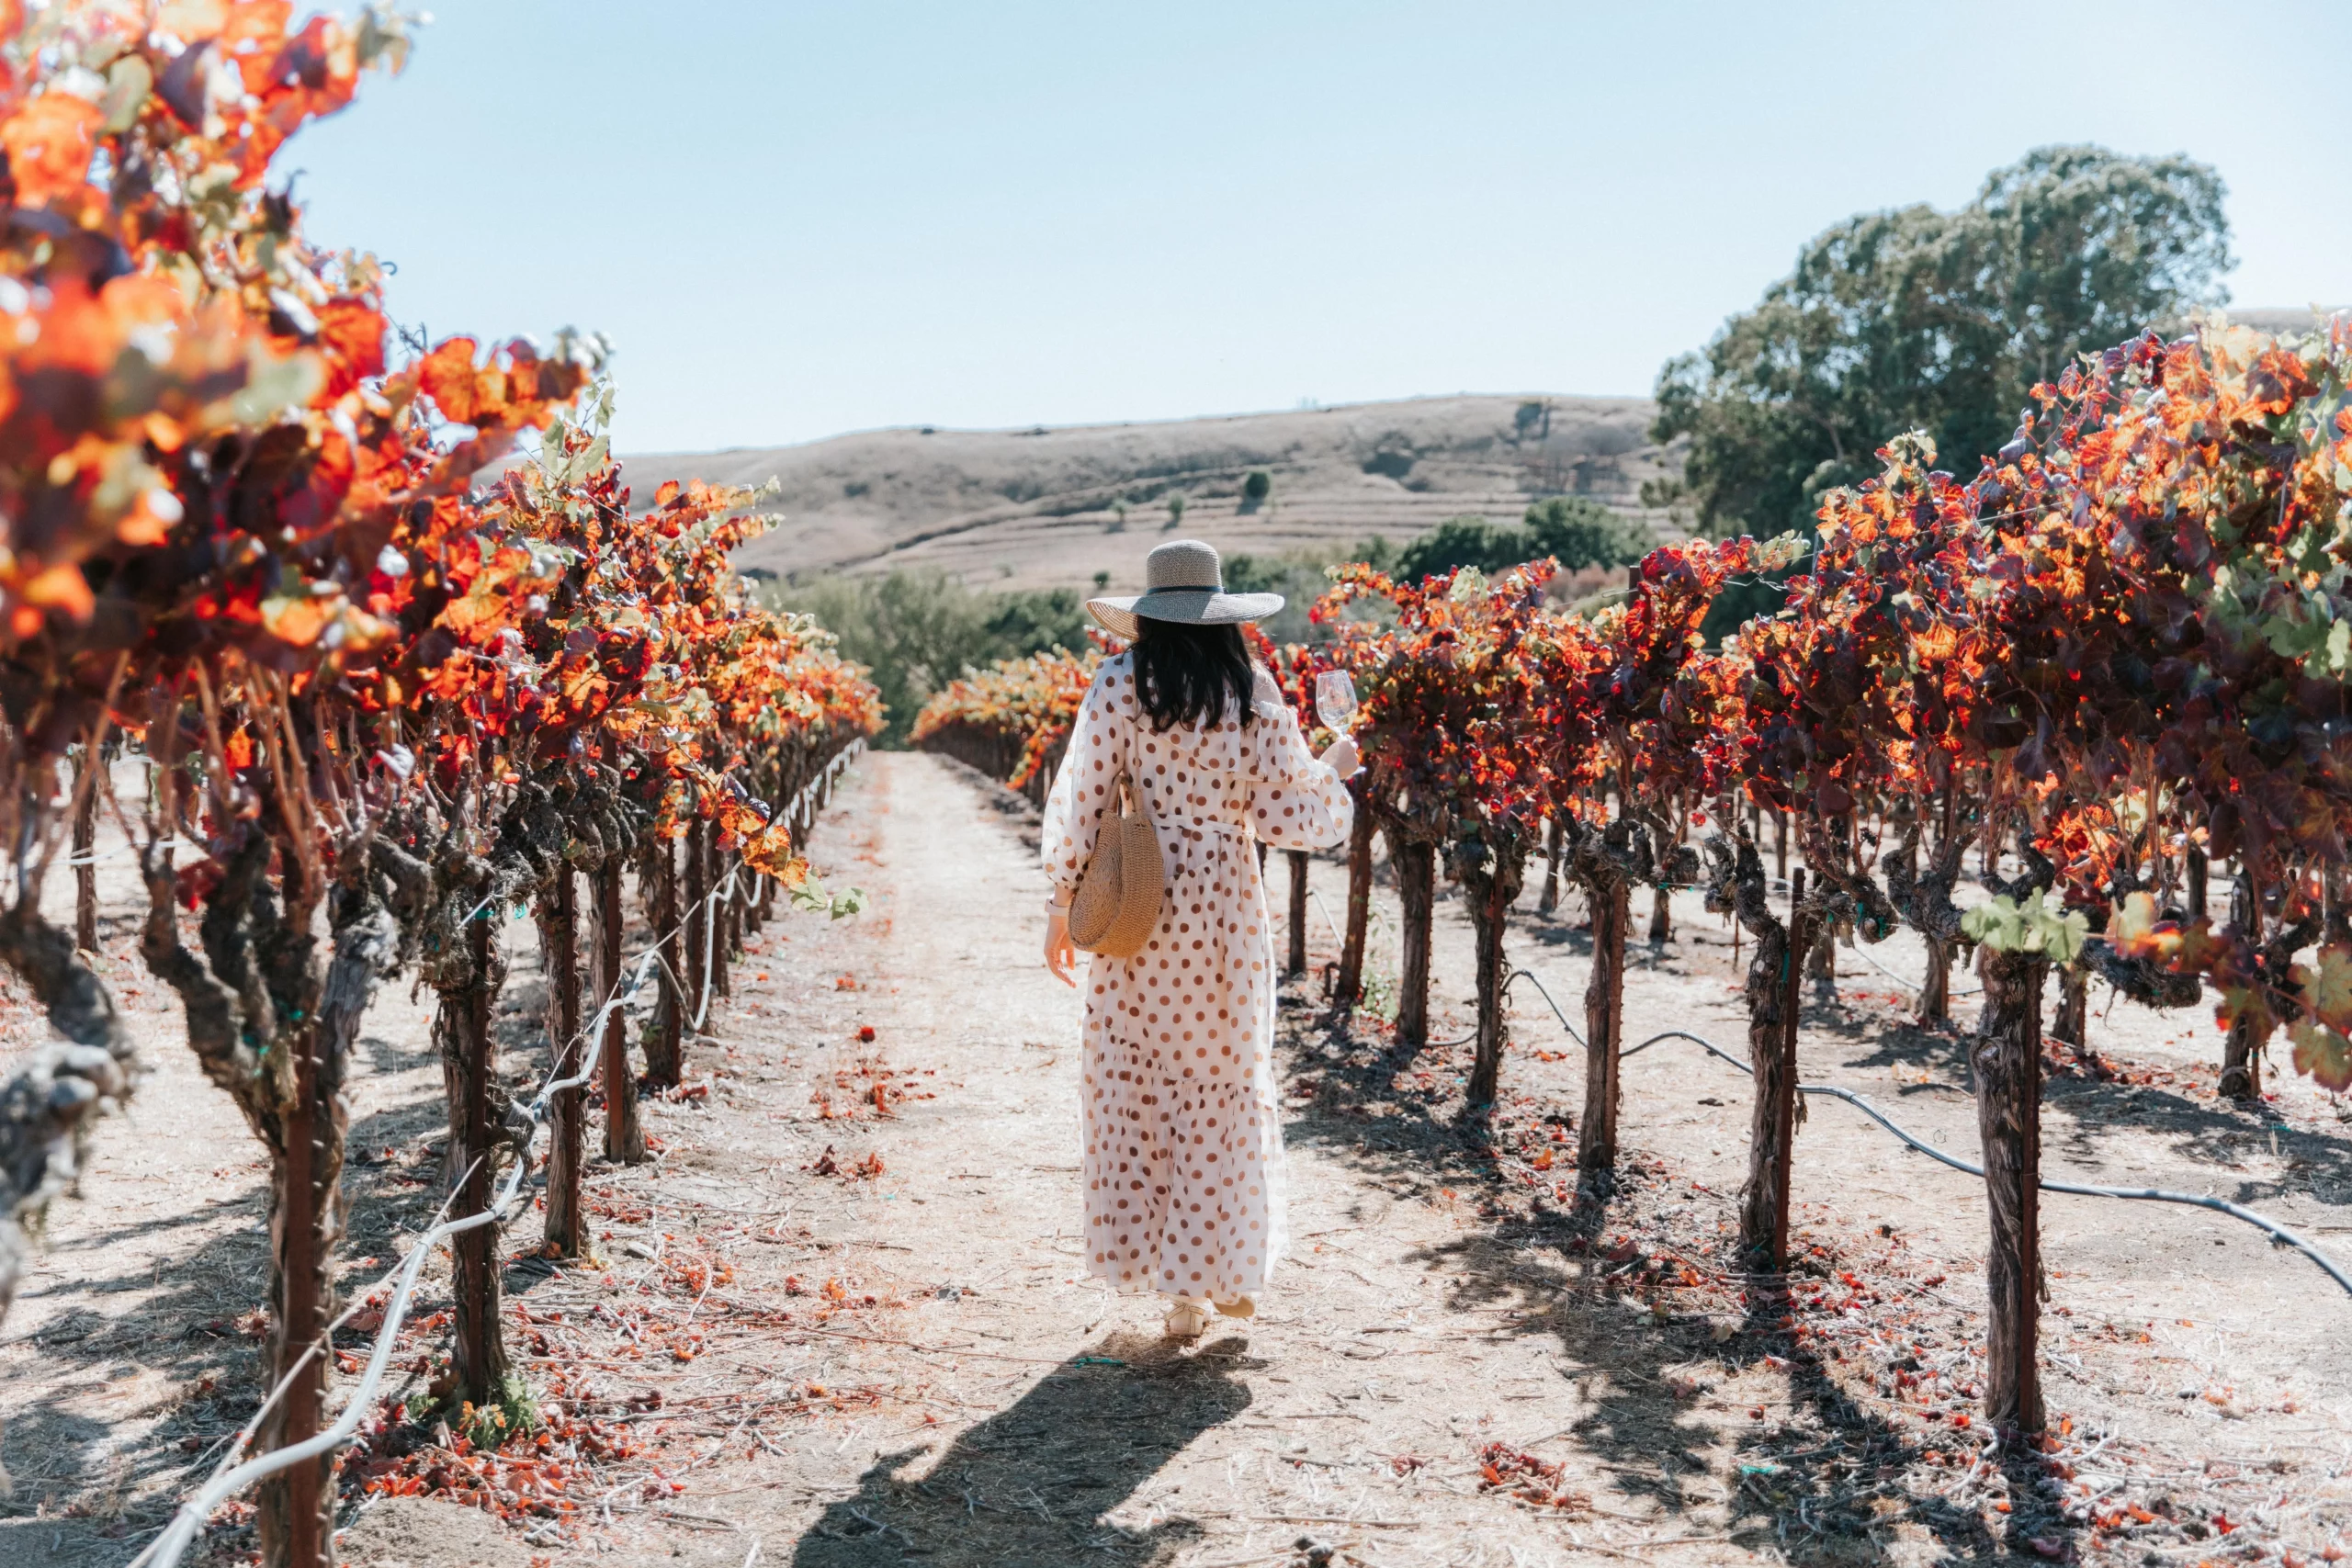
1042;540;1358;1341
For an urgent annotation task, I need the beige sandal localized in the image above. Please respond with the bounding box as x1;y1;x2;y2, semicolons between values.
1214;1296;1255;1319
1163;1299;1212;1340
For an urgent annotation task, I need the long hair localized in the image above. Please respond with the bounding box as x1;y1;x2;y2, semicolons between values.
1132;617;1257;733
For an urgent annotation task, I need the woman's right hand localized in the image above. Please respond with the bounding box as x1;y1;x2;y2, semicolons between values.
1045;908;1078;987
1319;735;1361;779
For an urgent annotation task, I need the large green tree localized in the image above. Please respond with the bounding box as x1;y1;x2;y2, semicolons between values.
1655;145;2233;538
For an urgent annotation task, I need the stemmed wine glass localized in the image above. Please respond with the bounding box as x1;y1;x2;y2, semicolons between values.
1314;670;1358;733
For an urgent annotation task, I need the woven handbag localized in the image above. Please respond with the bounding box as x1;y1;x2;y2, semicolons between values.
1067;773;1165;958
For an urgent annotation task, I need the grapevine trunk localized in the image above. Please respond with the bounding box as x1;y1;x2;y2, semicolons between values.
1578;875;1629;1178
1391;835;1436;1049
646;836;684;1090
1737;874;1805;1272
1919;934;1951;1023
1464;842;1528;1110
595;856;645;1164
72;753;96;955
439;911;510;1406
1334;776;1373;1006
684;818;711;1027
1973;946;2047;1440
1285;849;1308;977
540;867;588;1258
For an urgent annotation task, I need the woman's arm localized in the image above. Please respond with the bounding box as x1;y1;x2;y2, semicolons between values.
1040;664;1125;983
1245;693;1357;852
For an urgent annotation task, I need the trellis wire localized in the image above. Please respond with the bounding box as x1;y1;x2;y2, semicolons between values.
1849;938;1983;1001
1436;965;2352;1301
130;742;865;1568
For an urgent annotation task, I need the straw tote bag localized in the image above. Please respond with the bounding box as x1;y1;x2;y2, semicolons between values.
1067;772;1165;958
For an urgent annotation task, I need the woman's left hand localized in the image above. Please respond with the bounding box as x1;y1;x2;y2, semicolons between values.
1319;735;1361;779
1045;908;1078;987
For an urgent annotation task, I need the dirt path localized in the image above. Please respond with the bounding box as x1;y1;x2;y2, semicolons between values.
6;752;2352;1567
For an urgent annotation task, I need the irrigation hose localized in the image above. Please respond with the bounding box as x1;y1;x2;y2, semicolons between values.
1419;965;2352;1302
1296;884;2346;1298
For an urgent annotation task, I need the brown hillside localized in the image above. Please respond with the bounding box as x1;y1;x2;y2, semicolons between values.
618;393;1685;592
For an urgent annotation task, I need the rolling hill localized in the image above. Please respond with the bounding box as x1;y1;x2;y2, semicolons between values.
618;310;2339;594
617;393;1685;592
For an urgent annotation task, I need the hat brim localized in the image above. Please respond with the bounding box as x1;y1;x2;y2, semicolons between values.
1085;588;1284;640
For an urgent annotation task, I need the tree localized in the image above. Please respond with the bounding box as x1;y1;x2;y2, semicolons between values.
782;570;1087;746
1523;497;1650;572
1242;469;1272;502
1394;503;1648;587
1395;515;1519;583
1655;145;2233;539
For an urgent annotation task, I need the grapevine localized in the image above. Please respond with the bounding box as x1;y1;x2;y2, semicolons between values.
0;8;880;1563
915;312;2352;1452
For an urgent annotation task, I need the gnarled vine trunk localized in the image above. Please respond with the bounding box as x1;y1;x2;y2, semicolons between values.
540;866;588;1257
709;832;732;1003
141;752;399;1568
1333;776;1373;1006
2220;867;2266;1100
684;818;711;1032
1882;808;1973;1030
1806;918;1838;995
72;750;96;954
595;854;645;1163
1708;844;1802;1271
439;903;510;1406
0;905;135;1328
1973;946;2047;1441
1578;875;1630;1178
1919;938;1952;1023
2050;964;2087;1050
645;834;684;1089
1388;831;1437;1049
1285;849;1309;977
1536;813;1564;916
1462;840;1529;1110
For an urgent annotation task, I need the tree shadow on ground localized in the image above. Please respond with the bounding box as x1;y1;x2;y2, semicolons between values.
789;1331;1252;1567
1399;1182;2072;1565
1276;992;2086;1565
0;1086;454;1546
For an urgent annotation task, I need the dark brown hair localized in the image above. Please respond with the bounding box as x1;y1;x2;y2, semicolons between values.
1132;618;1257;733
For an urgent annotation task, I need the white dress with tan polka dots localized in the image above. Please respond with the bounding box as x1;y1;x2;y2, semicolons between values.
1043;654;1353;1304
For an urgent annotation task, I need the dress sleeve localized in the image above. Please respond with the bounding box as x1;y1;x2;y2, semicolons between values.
1245;675;1353;852
1041;664;1126;898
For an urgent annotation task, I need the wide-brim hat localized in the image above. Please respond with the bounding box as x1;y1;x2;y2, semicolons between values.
1086;538;1283;640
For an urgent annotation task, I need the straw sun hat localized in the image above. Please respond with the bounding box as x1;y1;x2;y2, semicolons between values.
1085;539;1283;640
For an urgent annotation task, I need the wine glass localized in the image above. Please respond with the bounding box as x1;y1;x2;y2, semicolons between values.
1314;670;1358;732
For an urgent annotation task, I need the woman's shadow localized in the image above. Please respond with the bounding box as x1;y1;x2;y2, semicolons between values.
792;1331;1252;1566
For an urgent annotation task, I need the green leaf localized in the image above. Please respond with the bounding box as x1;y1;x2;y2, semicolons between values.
102;54;152;134
1962;894;2024;951
1961;890;2086;960
2290;1020;2352;1093
2291;943;2352;1033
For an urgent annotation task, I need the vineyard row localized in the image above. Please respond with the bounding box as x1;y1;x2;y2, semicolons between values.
914;311;2352;1450
0;12;885;1568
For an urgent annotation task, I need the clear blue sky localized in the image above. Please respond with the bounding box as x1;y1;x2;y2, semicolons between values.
292;1;2351;455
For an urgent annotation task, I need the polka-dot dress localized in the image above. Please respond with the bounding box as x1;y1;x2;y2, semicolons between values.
1043;654;1353;1306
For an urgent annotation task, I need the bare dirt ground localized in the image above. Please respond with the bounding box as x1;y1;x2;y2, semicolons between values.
6;752;2352;1568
